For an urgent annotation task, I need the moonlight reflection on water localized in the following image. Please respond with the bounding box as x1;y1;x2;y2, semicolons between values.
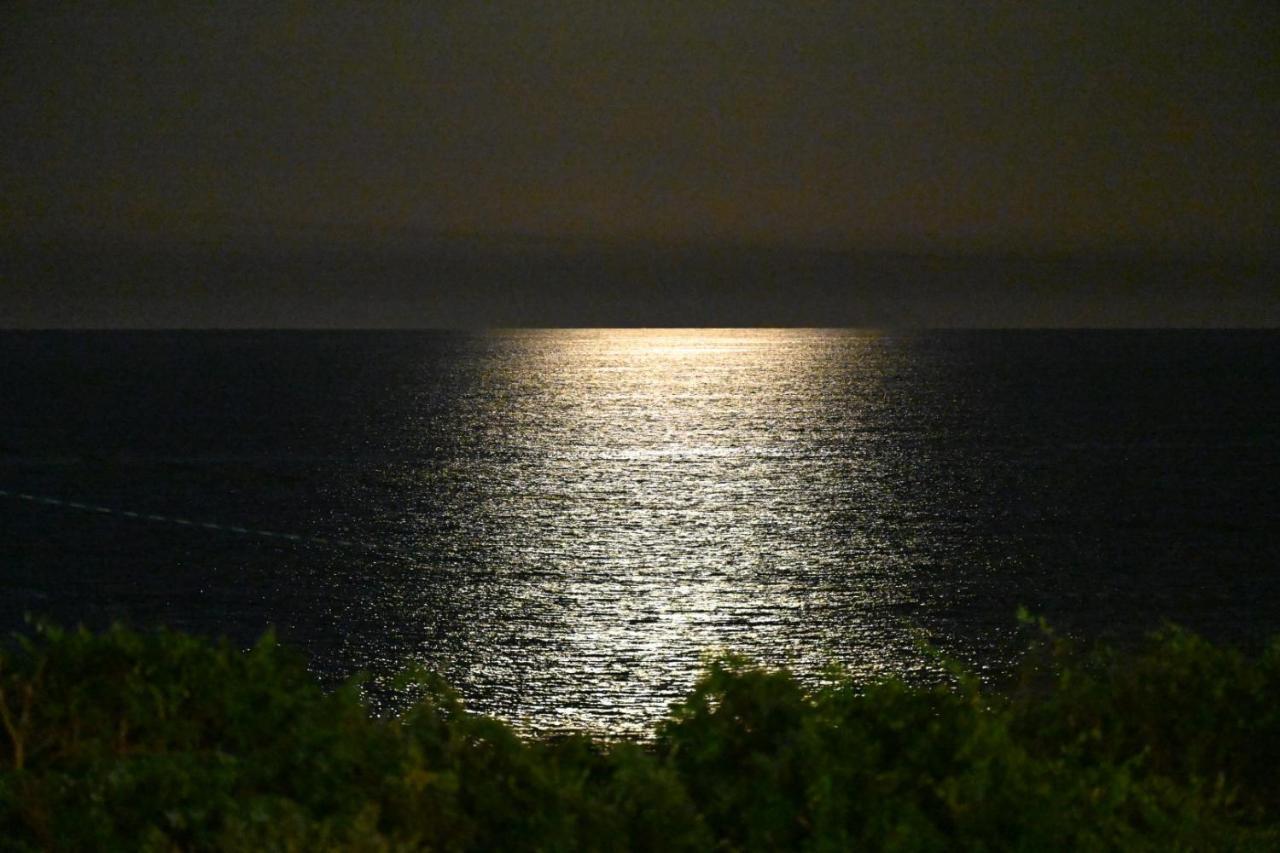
4;329;1278;735
365;330;973;733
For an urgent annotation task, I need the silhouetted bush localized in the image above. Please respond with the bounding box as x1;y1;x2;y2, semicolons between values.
2;617;1278;849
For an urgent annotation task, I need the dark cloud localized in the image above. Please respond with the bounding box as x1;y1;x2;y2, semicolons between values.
1;4;1276;326
4;3;1277;248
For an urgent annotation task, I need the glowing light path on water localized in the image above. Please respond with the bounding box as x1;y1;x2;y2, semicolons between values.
367;329;938;733
17;329;1258;735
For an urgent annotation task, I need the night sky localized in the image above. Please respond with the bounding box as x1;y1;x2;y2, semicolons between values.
1;4;1277;327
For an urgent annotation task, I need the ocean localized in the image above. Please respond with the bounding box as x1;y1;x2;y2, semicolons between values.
2;329;1279;734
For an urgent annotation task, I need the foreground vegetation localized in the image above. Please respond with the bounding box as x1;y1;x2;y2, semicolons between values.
2;618;1279;851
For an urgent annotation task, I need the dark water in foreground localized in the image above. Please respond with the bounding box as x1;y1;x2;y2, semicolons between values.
2;330;1279;733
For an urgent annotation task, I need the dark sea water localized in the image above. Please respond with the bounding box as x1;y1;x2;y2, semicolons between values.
2;329;1279;734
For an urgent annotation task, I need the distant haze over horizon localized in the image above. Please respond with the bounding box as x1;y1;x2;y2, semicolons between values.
3;237;1277;329
1;4;1276;326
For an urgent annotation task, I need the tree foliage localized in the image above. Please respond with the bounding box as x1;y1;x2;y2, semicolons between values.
2;618;1278;850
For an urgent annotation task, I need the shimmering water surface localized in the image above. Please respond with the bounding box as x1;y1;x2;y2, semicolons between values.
2;330;1279;734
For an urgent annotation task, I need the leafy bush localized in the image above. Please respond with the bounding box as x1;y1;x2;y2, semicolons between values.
2;618;1278;850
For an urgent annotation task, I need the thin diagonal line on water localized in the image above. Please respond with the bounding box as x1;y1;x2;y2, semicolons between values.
0;487;394;555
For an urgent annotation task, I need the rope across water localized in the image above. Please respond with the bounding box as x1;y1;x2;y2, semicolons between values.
0;487;382;553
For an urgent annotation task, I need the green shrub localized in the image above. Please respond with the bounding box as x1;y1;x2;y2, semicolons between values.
2;618;1278;850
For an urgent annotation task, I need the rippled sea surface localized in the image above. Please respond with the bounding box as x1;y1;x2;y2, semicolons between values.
2;330;1279;734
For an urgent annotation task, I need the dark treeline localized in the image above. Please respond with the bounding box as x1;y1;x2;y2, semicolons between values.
2;617;1279;849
